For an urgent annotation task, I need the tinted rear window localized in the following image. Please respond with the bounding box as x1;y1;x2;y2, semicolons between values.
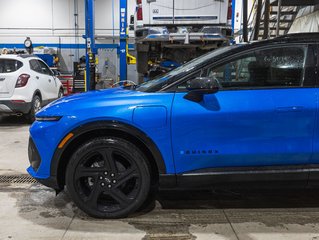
0;59;23;73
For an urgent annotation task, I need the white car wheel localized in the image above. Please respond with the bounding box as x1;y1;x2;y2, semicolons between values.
33;97;41;113
26;95;41;123
58;89;64;98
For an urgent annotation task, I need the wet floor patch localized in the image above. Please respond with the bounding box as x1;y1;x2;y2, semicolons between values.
3;183;319;239
4;183;76;223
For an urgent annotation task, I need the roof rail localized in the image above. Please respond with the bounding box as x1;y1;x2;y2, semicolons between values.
18;54;37;58
274;32;319;40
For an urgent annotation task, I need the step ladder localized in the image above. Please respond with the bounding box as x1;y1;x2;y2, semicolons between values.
248;0;318;41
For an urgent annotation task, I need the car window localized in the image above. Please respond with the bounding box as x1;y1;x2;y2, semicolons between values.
136;45;240;92
0;59;23;73
37;60;53;76
29;59;43;73
205;46;307;89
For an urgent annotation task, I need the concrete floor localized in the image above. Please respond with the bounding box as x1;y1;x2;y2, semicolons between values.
1;116;319;240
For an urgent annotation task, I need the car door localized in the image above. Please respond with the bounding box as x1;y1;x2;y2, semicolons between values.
308;44;319;186
171;44;317;176
37;60;57;100
29;59;50;101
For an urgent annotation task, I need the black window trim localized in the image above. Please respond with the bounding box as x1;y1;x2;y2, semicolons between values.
161;43;316;93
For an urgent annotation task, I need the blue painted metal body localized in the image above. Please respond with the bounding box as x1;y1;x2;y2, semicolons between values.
28;88;175;179
231;0;236;35
160;60;181;69
27;86;318;179
172;89;317;173
84;0;97;91
119;0;128;81
35;54;54;67
0;43;135;49
27;38;319;186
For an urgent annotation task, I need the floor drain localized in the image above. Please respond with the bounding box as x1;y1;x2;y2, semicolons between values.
0;174;37;184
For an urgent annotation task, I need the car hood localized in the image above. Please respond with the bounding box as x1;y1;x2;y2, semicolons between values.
36;87;148;117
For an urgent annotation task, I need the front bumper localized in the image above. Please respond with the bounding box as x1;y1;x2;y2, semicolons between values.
28;137;41;171
27;167;60;189
27;136;60;190
0;100;32;114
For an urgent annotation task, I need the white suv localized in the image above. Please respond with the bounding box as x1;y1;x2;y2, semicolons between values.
0;55;63;122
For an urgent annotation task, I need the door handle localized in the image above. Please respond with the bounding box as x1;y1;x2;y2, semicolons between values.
36;76;39;79
48;79;51;83
276;106;304;112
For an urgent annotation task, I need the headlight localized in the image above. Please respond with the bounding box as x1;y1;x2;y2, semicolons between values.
35;116;62;122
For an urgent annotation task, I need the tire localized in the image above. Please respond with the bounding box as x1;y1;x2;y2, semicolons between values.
25;95;41;123
137;184;157;213
58;88;64;98
137;51;148;74
66;137;151;219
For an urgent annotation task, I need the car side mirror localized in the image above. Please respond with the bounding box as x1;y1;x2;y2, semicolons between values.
184;77;220;102
51;69;60;77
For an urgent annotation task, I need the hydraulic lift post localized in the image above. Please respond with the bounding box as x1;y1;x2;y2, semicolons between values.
84;0;97;91
84;0;127;86
231;0;236;37
119;0;127;81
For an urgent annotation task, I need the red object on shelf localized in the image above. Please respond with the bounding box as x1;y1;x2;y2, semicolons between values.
58;75;74;95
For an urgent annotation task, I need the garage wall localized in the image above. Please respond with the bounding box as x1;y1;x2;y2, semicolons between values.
0;0;137;81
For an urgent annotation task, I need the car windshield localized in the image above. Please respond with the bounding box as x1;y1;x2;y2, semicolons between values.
136;45;239;92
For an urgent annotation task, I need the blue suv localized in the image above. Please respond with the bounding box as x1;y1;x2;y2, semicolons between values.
28;33;319;218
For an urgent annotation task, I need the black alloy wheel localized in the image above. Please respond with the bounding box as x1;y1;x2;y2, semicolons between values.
66;137;151;218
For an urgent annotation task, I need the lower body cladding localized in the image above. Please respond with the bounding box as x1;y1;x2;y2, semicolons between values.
0;100;31;115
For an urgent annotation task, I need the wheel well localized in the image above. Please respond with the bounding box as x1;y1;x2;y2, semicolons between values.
59;87;64;96
33;90;42;101
56;129;160;189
